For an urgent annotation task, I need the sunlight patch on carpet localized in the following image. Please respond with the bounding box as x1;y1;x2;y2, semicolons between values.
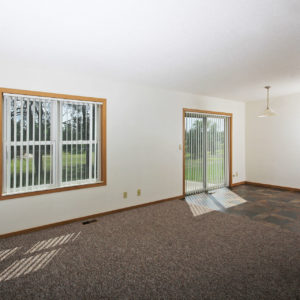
0;249;62;282
0;231;81;282
0;247;20;262
25;232;81;254
185;193;215;216
212;188;247;208
185;188;247;216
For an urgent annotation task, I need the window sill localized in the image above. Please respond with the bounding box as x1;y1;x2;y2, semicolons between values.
0;181;106;200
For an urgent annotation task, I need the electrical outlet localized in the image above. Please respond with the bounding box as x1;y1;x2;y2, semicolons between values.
137;189;141;196
179;144;182;150
123;192;127;199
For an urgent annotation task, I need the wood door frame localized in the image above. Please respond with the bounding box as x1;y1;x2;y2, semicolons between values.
182;108;233;195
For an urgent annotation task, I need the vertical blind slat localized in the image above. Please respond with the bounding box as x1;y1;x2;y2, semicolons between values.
32;99;35;187
71;104;73;182
89;104;93;180
195;114;198;193
97;105;101;180
65;102;68;182
218;118;220;187
13;98;17;190
190;114;193;193
44;101;47;185
93;104;97;180
26;99;29;188
5;98;10;192
80;105;83;181
20;100;23;188
76;105;78;182
38;101;41;186
216;117;218;187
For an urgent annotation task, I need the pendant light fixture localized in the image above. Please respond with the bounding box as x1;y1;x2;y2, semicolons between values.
257;86;277;117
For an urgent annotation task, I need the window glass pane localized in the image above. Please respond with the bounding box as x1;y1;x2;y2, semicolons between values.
61;102;99;185
16;98;21;142
62;144;91;182
3;93;102;195
10;98;14;142
4;95;55;194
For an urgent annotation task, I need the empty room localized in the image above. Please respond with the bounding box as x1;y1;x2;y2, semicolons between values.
0;0;299;299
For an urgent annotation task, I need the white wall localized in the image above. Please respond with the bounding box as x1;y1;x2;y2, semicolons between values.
0;67;246;235
246;93;300;188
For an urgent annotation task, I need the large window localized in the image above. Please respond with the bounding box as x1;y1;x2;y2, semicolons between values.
1;89;106;198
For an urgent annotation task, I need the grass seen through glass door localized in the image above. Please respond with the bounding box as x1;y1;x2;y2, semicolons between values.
185;149;225;183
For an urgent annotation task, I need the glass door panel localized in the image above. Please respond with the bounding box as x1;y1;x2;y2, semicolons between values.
206;117;225;190
184;112;229;195
184;113;205;194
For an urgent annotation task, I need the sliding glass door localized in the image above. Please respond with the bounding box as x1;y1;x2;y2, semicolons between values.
184;111;230;195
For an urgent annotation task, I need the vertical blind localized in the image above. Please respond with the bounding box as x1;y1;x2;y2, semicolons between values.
185;112;230;195
2;93;101;195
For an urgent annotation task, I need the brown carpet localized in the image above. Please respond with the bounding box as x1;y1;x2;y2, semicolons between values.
0;199;300;299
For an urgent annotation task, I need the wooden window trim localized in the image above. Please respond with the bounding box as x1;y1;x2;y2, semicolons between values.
182;108;233;196
0;87;107;200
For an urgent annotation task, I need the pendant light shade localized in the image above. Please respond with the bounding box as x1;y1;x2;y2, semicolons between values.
257;86;277;117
